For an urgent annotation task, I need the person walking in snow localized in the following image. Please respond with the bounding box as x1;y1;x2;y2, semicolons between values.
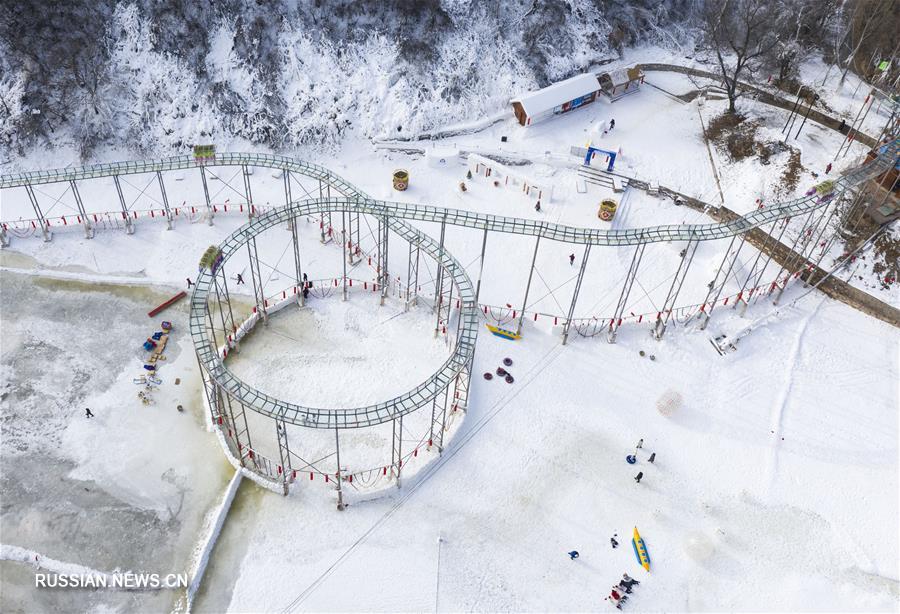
85;408;94;418
609;119;616;131
634;472;643;483
825;162;832;174
648;452;656;463
186;277;193;288
636;438;643;449
535;201;541;212
568;550;579;560
236;273;245;285
569;253;575;266
302;272;310;299
620;573;640;590
610;535;619;548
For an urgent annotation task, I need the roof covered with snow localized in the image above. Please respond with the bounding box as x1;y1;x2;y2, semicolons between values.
599;67;644;87
511;74;601;117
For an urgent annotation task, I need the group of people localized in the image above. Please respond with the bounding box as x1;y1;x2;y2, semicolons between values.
567;550;642;609
628;438;656;483
605;573;641;610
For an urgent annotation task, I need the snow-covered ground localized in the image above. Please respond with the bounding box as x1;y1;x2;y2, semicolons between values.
199;293;899;613
1;48;897;612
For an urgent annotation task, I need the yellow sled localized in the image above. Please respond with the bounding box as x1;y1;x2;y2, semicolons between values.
486;324;521;341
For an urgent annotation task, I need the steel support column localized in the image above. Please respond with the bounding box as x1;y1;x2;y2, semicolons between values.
452;362;470;412
391;415;403;487
436;274;453;342
773;204;831;303
334;426;345;510
156;171;173;229
697;234;746;329
562;245;591;345
214;266;237;346
290;209;305;307
247;234;268;324
516;236;541;335
199;166;214;226
474;227;488;305
212;275;231;348
283;170;293;210
341;211;348;301
653;238;699;340
318;180;327;242
432;220;447;318
379;217;390;305
113;175;135;234
739;218;791;311
801;196;842;287
348;211;360;264
405;240;420;310
242;165;254;220
607;244;646;343
771;210;818;304
24;184;51;241
429;390;446;454
276;419;293;496
69;180;94;239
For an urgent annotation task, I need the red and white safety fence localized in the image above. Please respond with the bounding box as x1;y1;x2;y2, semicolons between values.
212;408;463;491
0;201;278;237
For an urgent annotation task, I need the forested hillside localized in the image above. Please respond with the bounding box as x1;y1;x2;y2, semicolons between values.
0;0;893;160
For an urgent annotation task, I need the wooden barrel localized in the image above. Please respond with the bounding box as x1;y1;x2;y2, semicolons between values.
599;198;618;221
393;169;409;191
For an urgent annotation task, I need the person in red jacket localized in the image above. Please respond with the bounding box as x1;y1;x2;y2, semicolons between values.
605;587;627;609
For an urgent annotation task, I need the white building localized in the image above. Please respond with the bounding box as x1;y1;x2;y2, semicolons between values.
510;73;602;127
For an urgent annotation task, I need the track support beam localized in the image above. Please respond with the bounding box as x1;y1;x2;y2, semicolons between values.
608;244;646;343
562;245;591;345
653;238;699;340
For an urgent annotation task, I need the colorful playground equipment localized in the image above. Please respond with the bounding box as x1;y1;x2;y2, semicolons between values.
632;527;651;572
486;324;521;340
137;321;173;403
584;146;617;172
393;169;410;191
599;198;618;221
